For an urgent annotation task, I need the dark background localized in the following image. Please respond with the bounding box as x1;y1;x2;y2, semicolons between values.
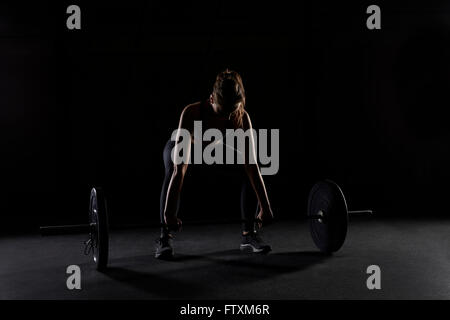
1;1;449;233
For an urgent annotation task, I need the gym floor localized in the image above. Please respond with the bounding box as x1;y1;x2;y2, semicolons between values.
2;218;450;300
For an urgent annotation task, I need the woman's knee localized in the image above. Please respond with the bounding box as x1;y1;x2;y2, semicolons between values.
163;140;176;171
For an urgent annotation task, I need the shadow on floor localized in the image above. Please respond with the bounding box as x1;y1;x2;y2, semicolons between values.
101;267;205;298
102;249;330;298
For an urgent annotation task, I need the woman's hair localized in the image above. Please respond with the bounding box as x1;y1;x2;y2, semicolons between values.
212;69;246;128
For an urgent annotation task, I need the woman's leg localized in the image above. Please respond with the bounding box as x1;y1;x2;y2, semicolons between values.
240;175;259;233
159;140;178;236
240;171;271;252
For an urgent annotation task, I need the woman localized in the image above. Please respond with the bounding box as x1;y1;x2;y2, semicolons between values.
156;70;274;259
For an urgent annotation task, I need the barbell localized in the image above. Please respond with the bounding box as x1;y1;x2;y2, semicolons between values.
73;180;371;270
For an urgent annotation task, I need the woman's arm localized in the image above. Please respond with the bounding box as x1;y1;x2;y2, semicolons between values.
242;112;274;225
163;106;193;228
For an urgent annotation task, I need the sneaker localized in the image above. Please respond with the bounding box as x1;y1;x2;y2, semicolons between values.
155;233;174;259
240;231;271;253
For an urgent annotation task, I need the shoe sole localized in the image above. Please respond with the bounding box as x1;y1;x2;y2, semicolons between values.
240;244;271;253
155;248;174;259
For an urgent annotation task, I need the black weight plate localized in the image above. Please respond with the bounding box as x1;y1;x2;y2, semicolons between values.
308;180;348;253
89;187;109;270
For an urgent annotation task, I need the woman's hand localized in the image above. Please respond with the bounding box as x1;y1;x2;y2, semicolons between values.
165;214;182;232
256;206;274;228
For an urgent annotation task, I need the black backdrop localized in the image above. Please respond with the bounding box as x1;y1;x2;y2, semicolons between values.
1;1;449;233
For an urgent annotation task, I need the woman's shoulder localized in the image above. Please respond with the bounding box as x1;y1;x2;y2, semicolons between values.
181;101;203;119
241;110;252;129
